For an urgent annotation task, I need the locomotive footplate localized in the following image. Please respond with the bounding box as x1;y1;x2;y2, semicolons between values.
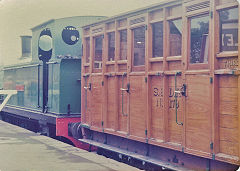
0;105;87;148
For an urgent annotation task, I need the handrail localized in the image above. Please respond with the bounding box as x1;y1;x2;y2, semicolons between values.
37;64;41;108
3;63;41;71
174;72;183;126
120;73;128;116
84;77;91;110
0;90;17;112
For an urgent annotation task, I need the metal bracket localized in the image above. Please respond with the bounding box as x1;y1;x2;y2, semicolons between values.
84;83;91;91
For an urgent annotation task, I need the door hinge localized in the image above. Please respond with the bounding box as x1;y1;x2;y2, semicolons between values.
210;77;213;84
181;84;187;97
210;11;213;19
102;81;104;86
101;121;104;127
145;129;148;136
145;77;147;83
210;142;213;150
127;83;130;93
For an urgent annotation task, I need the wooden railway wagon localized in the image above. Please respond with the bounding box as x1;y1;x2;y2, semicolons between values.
79;0;240;170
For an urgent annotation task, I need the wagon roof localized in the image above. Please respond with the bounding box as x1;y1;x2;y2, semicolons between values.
82;0;181;28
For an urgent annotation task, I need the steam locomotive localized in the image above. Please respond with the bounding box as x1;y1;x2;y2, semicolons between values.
1;16;105;147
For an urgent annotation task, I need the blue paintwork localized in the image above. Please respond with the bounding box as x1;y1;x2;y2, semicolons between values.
3;16;106;115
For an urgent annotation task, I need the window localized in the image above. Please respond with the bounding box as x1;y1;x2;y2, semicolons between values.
85;37;90;63
220;8;238;52
169;19;182;56
62;26;79;45
190;15;209;64
133;26;145;66
94;35;103;69
108;32;115;61
120;30;127;60
152;22;163;57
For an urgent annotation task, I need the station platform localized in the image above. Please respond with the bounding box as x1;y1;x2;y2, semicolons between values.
0;120;139;171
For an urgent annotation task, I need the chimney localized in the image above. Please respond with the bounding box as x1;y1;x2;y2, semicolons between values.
20;36;32;59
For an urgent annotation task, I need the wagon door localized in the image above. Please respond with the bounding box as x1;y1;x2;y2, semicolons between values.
116;29;128;134
82;35;103;129
128;24;148;139
89;35;103;128
184;13;212;153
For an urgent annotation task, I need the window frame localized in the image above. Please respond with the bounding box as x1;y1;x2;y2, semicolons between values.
167;17;183;57
93;34;104;71
107;31;116;61
119;29;128;61
151;21;164;58
85;37;90;64
188;13;210;70
219;7;238;53
131;25;146;72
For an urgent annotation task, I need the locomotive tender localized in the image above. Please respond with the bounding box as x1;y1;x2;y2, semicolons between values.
1;16;105;147
79;0;240;170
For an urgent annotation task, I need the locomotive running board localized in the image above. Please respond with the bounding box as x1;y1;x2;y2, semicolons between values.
79;138;192;171
0;90;17;112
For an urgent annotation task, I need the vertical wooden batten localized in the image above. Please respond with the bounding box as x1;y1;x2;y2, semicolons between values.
102;25;107;131
146;13;151;142
163;7;170;142
238;0;240;161
114;20;119;132
210;0;220;157
127;21;132;135
88;31;94;126
181;2;188;152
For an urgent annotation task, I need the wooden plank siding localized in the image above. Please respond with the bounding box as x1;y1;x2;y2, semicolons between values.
81;0;240;165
